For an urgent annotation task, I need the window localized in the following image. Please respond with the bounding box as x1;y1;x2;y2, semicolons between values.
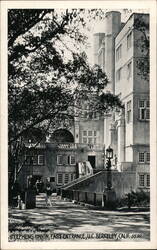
127;31;132;49
139;174;150;188
116;44;122;61
83;106;98;120
146;152;150;162
64;173;69;184
139;99;150;120
33;155;38;165
82;130;98;145
139;174;145;187
50;177;55;182
146;174;150;187
88;131;92;136
57;155;63;165
83;137;87;144
57;173;63;185
116;68;122;81
127;61;132;79
70;155;76;165
139;152;145;163
83;131;87;136
126;101;131;123
70;173;75;181
38;155;45;165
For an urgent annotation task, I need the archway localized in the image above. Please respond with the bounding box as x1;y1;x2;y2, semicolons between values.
50;129;74;143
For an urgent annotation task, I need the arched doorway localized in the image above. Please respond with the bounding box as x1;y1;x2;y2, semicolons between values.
50;129;74;143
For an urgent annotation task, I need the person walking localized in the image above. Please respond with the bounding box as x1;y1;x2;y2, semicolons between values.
45;183;52;207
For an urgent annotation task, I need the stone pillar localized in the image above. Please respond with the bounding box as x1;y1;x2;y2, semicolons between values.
75;123;79;143
117;112;125;164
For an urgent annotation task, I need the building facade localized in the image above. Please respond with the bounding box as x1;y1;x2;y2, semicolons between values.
18;11;150;194
93;11;150;191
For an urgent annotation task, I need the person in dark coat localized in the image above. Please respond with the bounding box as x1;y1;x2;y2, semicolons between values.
45;183;52;207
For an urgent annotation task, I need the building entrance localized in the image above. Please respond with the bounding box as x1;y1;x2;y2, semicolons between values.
88;156;96;169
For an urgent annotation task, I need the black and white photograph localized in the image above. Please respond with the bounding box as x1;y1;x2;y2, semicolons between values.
0;1;157;249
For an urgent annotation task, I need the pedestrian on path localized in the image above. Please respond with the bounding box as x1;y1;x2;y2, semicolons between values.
45;183;52;207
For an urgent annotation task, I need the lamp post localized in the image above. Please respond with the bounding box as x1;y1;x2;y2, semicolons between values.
27;140;34;188
106;146;113;190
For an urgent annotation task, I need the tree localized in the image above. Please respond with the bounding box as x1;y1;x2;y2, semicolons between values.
8;9;123;186
134;14;149;81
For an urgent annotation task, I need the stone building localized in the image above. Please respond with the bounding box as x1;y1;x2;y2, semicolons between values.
18;11;150;195
93;11;150;191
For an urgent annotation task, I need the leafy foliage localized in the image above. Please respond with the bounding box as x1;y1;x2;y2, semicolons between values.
8;9;123;184
134;14;149;81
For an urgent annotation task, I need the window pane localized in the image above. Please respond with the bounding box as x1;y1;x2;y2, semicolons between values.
33;155;38;165
127;32;132;49
139;174;145;186
57;155;63;165
139;100;145;107
83;138;87;144
88;138;93;144
146;174;150;187
140;109;145;120
94;131;97;137
57;173;63;184
146;152;150;162
38;155;44;165
146;100;149;107
139;152;145;163
127;62;132;79
70;155;76;165
146;108;150;119
70;174;74;181
88;131;92;136
83;131;87;136
64;173;69;184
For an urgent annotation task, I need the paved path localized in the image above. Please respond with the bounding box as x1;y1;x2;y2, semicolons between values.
8;193;150;242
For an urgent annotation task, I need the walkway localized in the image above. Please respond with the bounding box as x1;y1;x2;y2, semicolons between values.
8;193;150;242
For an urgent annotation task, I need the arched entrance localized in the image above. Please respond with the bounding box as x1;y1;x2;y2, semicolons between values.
50;129;74;143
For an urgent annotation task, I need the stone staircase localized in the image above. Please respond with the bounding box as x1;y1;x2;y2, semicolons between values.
61;170;104;191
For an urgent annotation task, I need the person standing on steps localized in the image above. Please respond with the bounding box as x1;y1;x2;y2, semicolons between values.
45;183;52;207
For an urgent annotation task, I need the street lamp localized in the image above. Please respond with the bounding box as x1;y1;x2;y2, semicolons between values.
106;146;113;190
27;140;34;188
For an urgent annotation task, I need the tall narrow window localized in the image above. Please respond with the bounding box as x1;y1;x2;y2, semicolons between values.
57;173;63;185
33;155;38;165
139;174;145;187
38;155;45;165
64;173;69;184
116;68;122;81
70;155;76;165
139;152;145;163
127;31;132;49
57;155;63;165
127;61;132;79
116;44;122;61
146;152;150;162
146;174;150;187
139;100;150;120
126;101;131;123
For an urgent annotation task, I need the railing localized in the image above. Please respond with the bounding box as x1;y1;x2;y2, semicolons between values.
57;143;104;150
61;189;105;207
58;143;77;149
